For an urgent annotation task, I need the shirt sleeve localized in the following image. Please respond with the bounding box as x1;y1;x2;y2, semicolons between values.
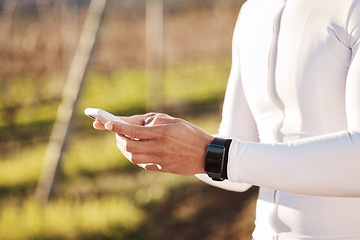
228;3;360;197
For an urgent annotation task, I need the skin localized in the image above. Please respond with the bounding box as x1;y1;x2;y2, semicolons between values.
93;113;214;175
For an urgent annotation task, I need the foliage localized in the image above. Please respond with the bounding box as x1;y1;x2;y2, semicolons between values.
0;1;255;238
0;60;256;240
0;197;144;240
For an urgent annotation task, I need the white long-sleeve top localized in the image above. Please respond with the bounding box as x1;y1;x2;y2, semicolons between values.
197;0;360;239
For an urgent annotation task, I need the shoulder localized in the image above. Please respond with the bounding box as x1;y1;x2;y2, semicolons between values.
345;0;360;47
318;0;360;48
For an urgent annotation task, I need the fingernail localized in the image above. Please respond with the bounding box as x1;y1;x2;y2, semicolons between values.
145;117;152;125
145;117;155;126
105;122;113;131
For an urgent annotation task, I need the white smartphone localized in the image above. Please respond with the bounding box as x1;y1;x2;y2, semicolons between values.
84;108;129;125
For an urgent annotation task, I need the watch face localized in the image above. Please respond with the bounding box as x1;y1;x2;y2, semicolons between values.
205;145;225;174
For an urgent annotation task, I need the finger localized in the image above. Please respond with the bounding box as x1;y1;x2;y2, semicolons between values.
137;163;162;172
130;153;162;166
144;113;170;125
143;163;162;172
93;120;106;130
137;163;148;169
121;113;158;126
116;142;134;162
116;141;162;167
145;114;179;126
115;134;164;160
115;137;152;164
115;134;165;167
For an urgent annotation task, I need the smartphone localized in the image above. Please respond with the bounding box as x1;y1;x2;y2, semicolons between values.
84;108;129;125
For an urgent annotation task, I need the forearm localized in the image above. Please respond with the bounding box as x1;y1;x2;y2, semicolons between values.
228;130;360;197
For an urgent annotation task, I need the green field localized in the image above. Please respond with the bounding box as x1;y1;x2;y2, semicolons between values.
0;60;257;240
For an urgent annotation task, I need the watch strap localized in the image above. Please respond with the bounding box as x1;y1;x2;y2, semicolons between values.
205;137;232;181
211;137;227;146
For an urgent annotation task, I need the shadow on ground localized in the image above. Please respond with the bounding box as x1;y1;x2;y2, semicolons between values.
133;182;258;240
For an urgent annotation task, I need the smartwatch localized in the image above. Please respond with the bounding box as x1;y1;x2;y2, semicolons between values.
204;137;232;181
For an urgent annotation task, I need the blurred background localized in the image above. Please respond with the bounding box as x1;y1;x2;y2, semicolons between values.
0;0;258;239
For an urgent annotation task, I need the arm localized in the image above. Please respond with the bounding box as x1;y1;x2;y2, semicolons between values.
93;7;259;192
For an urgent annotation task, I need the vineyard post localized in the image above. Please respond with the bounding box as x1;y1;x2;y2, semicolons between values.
35;0;107;205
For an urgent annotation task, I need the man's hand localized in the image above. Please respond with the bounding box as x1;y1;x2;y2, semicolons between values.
93;113;214;175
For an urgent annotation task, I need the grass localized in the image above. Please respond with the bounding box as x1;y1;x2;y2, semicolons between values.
0;197;145;240
0;144;46;189
0;59;257;240
77;59;230;115
62;133;129;178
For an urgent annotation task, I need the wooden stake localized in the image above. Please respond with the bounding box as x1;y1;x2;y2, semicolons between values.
146;0;164;112
35;0;107;205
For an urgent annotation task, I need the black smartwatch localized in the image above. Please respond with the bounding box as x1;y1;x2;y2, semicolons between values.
204;137;232;181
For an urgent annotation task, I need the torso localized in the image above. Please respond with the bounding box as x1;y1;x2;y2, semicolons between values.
236;0;360;239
